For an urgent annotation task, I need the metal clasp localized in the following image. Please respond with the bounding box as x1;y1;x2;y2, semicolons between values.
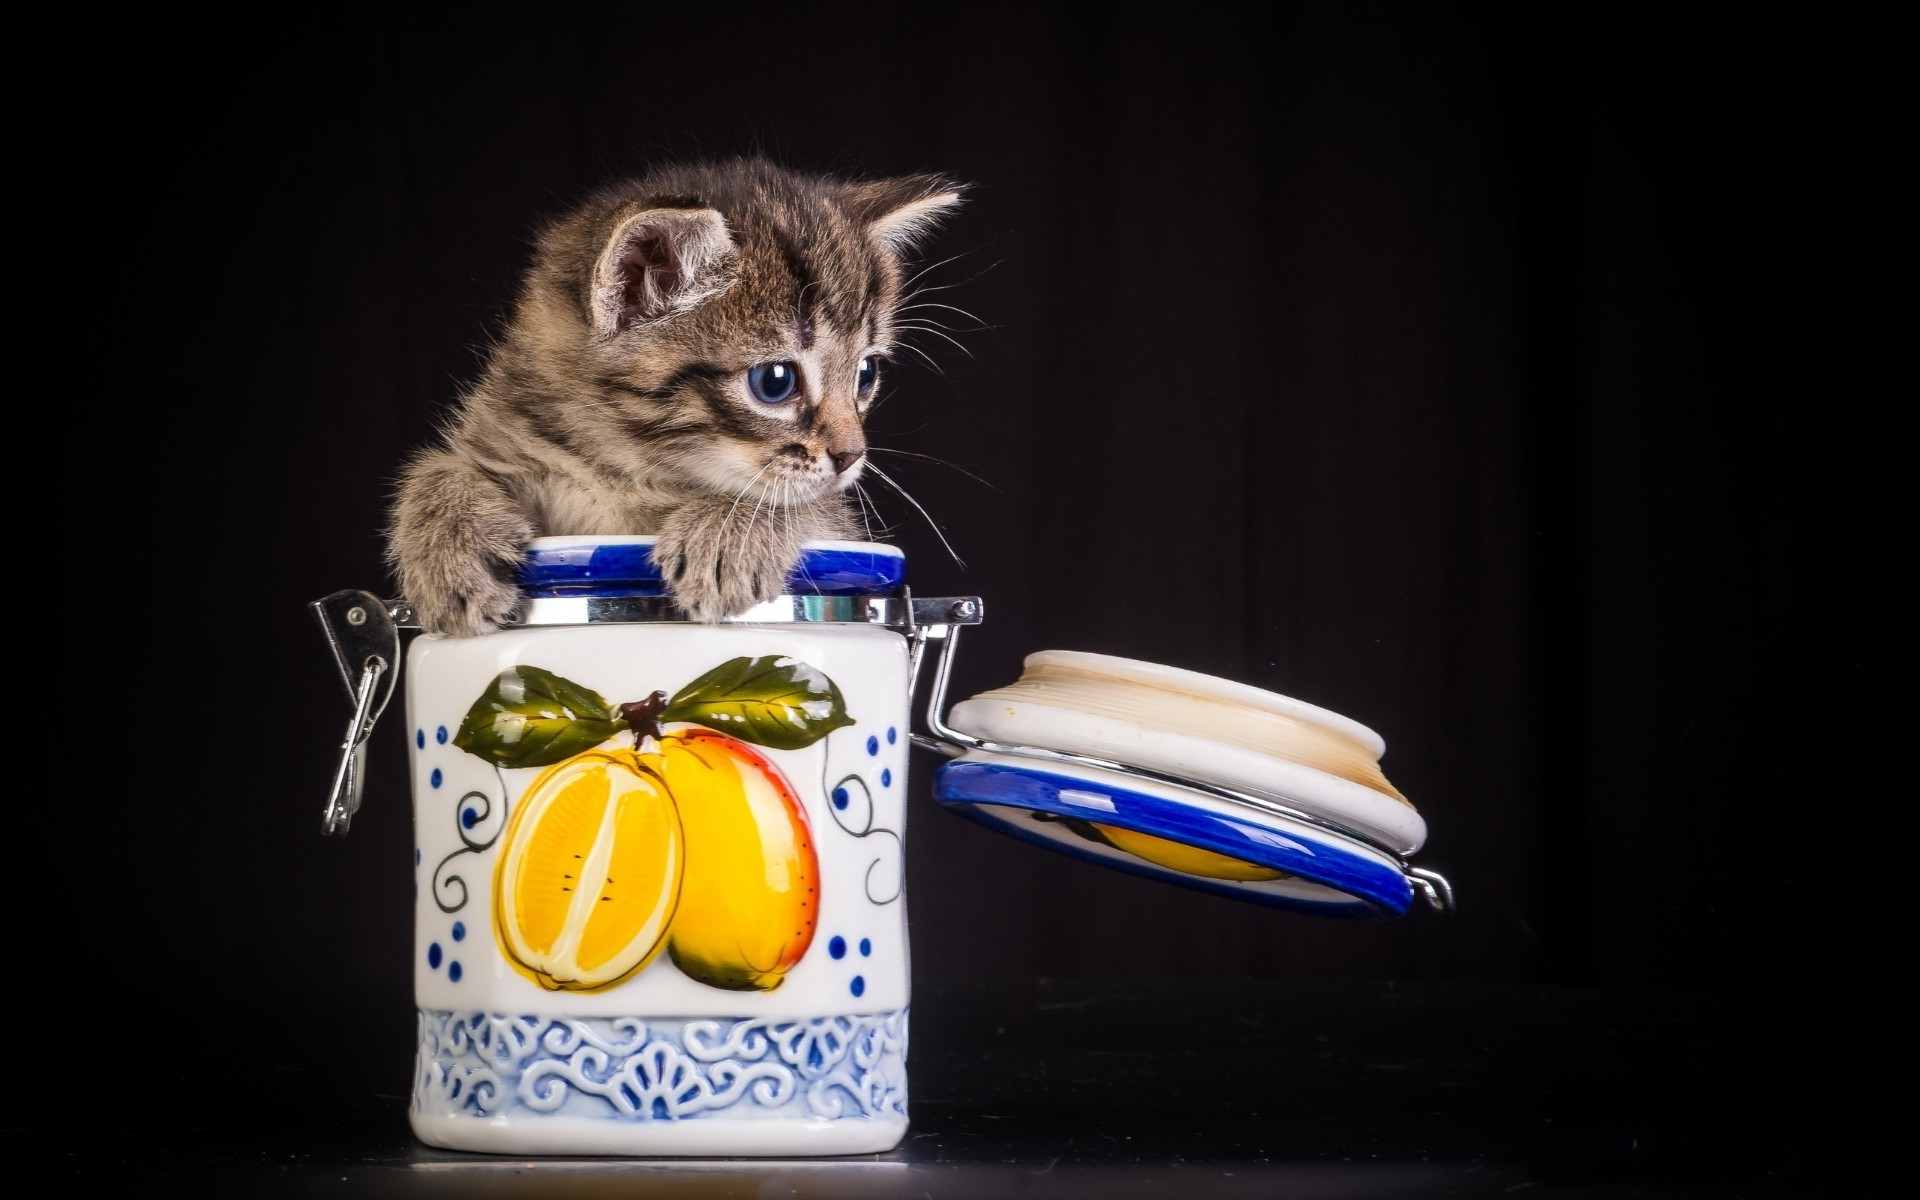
311;590;403;836
901;591;985;717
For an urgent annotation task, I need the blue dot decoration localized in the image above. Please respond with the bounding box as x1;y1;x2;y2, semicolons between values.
428;943;442;969
452;921;466;942
860;938;872;957
415;729;425;750
832;787;849;811
430;768;443;789
881;768;893;788
866;735;879;755
449;961;463;983
436;726;449;745
829;936;847;959
414;848;422;866
462;807;478;829
887;727;898;745
850;975;866;998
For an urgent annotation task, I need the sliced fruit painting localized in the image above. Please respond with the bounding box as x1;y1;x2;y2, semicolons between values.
493;749;683;991
452;657;852;993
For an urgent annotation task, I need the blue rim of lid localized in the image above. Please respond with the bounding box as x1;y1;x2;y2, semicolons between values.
933;757;1415;919
518;536;906;598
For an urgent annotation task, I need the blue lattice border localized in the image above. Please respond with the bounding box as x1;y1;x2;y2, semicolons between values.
414;1008;909;1123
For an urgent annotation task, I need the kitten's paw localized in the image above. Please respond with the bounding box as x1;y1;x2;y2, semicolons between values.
654;507;804;622
409;573;525;638
393;513;533;637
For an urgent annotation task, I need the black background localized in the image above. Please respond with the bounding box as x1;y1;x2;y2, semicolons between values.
47;1;1879;1187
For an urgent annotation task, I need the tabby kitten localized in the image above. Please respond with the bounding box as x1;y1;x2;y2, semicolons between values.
385;157;966;636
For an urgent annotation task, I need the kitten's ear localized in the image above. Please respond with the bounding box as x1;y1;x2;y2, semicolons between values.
591;207;734;333
840;175;967;256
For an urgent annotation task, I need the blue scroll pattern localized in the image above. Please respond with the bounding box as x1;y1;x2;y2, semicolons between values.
414;1008;908;1123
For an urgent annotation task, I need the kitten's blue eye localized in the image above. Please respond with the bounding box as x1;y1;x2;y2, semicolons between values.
856;357;879;396
748;362;800;404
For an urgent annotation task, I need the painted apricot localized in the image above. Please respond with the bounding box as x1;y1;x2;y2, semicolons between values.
646;728;820;992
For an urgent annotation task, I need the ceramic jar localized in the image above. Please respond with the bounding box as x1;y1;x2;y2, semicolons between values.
386;536;960;1156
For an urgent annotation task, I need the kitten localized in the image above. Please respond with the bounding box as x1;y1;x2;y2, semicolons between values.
385;156;966;636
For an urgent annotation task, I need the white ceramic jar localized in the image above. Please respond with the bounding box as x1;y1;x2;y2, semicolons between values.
377;536;965;1156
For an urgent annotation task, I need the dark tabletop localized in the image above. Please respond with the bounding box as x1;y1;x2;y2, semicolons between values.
24;976;1857;1199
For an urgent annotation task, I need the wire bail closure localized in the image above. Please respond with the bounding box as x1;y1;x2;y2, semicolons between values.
311;589;403;836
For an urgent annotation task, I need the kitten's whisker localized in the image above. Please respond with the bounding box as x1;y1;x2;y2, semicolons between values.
902;255;1005;300
895;315;979;335
896;323;974;358
725;462;780;533
865;462;965;569
851;483;879;541
852;481;893;540
734;496;757;557
900;251;974;294
870;446;1004;493
891;341;948;377
896;323;977;351
726;463;782;560
896;300;991;330
742;489;776;559
899;278;976;301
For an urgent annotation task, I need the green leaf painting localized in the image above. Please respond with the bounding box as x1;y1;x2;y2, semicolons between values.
660;655;856;750
453;665;623;768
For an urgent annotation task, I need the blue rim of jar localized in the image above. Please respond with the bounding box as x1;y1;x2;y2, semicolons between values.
932;758;1415;919
518;536;906;598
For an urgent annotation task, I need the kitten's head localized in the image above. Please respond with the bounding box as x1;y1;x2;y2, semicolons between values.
508;157;966;507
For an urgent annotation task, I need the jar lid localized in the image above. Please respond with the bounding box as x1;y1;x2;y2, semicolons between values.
928;650;1447;919
519;536;906;597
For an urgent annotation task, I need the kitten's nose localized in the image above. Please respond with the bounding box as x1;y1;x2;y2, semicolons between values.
829;447;863;474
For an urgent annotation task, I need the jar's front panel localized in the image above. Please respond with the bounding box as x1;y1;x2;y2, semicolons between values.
404;624;912;1022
